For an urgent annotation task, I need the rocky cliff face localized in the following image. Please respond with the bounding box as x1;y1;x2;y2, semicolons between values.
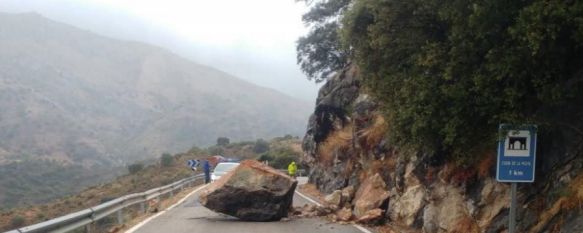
302;65;583;232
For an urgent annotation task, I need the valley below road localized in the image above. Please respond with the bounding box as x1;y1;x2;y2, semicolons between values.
127;178;369;233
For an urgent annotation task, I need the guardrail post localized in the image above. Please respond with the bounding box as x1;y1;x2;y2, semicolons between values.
85;222;94;233
117;209;124;225
140;202;146;214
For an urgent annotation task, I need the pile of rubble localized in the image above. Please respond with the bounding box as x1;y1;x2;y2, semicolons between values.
291;173;389;224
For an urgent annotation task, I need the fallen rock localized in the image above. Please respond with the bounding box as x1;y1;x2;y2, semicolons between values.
328;213;338;222
316;205;335;216
199;160;298;221
303;204;317;213
388;184;426;226
353;173;390;218
290;206;302;216
356;208;384;223
341;185;356;203
336;207;353;221
148;198;160;213
422;203;439;233
325;190;343;206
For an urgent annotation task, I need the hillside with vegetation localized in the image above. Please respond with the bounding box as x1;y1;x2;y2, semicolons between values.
0;137;302;231
298;0;583;232
0;12;311;164
0;12;312;209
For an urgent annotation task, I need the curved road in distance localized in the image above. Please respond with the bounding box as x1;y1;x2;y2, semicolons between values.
128;178;369;233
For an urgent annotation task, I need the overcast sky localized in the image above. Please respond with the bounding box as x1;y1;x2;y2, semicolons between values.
0;0;319;102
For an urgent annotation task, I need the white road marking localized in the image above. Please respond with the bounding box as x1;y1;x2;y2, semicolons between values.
294;190;374;233
352;224;374;233
294;190;322;207
125;184;208;233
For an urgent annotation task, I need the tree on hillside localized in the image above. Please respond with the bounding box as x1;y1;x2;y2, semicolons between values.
253;139;270;154
127;163;144;174
216;137;230;146
160;153;174;167
301;0;583;163
297;0;352;82
258;153;274;163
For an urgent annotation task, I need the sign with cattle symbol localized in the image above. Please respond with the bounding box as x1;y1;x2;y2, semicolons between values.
496;124;537;182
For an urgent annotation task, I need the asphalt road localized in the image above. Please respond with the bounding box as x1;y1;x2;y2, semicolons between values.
128;178;369;233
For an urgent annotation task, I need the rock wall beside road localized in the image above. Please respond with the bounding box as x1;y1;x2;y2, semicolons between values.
302;64;583;232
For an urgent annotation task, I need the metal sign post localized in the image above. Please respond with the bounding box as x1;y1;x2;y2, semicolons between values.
509;182;517;232
496;124;537;233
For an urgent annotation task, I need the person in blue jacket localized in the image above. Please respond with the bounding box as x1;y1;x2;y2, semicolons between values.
203;160;211;184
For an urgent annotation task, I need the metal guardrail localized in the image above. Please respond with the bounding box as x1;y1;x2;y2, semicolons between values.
5;174;205;233
277;169;306;177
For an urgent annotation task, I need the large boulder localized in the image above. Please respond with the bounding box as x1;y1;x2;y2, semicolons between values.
388;185;426;226
324;190;343;206
198;160;298;221
353;173;390;218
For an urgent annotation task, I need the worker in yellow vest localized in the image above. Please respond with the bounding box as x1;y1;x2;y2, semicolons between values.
288;161;297;178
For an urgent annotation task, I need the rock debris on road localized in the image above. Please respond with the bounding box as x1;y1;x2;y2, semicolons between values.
130;178;368;233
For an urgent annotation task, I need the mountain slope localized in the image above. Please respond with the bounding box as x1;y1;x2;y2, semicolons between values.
0;12;312;165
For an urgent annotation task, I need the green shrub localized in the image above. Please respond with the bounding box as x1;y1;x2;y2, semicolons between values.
272;154;296;169
127;163;144;174
160;153;174;167
301;0;583;164
259;147;300;169
253;139;270;154
257;153;274;163
11;215;25;228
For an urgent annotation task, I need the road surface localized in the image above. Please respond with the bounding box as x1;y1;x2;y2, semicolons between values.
128;178;369;233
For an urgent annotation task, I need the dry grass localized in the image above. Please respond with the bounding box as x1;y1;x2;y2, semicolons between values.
425;166;437;183
528;196;568;233
450;166;476;186
450;216;480;233
528;171;583;233
318;124;354;166
476;152;495;178
368;158;396;177
0;153;201;232
359;115;388;151
438;152;494;185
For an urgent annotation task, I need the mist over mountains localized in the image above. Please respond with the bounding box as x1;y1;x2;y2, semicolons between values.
0;0;318;101
0;12;312;166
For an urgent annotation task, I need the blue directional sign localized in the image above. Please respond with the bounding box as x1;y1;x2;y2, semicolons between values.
496;124;537;182
187;159;200;168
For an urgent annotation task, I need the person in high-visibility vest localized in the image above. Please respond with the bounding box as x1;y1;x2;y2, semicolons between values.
288;161;297;178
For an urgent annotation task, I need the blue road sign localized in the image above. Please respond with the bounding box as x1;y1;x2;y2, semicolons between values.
187;159;200;168
496;124;537;182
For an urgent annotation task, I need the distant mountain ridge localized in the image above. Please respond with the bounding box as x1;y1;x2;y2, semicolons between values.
0;12;312;165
